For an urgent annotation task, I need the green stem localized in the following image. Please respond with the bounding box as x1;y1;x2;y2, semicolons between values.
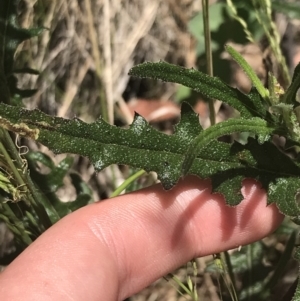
223;251;237;296
111;169;146;198
0;201;32;246
201;0;216;126
251;0;290;88
0;129;54;230
169;274;193;296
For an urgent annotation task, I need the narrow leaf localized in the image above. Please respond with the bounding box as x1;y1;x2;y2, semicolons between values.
129;62;268;119
225;44;270;102
284;62;300;105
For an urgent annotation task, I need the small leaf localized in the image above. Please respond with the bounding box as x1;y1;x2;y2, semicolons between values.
0;170;15;196
26;151;55;170
129;62;269;119
225;44;270;102
26;152;90;218
284;62;300;105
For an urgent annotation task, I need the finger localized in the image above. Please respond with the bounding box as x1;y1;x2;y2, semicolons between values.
0;177;283;301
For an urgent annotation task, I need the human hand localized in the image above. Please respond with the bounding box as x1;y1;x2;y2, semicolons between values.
0;177;283;301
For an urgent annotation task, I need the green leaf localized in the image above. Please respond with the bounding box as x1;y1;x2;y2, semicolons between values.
181;117;276;176
0;0;43;103
228;242;265;274
129;61;270;119
272;0;300;20
225;44;269;101
1;102;300;216
229;138;300;211
0;1;42;75
284;62;300;105
69;173;94;208
292;247;300;301
26;151;93;218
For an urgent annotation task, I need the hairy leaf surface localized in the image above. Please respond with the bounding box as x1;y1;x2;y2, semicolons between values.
129;62;273;120
0;102;300;219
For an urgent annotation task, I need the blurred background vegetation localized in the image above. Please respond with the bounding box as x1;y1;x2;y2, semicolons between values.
2;0;300;300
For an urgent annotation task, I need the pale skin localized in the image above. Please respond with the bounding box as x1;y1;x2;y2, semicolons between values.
0;177;283;301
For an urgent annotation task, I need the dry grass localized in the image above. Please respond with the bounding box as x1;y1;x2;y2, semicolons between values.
16;0;203;202
17;0;199;121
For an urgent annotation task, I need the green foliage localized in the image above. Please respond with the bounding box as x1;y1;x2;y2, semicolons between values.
272;1;300;20
2;40;300;295
0;0;42;104
225;45;270;101
187;1;263;57
0;64;298;216
177;0;264;103
130;61;274;120
26;152;93;219
2;0;300;299
0;0;93;251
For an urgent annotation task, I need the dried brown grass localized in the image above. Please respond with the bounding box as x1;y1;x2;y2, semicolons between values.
17;0;199;122
16;0;202;201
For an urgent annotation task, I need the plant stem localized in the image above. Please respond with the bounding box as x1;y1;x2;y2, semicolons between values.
0;129;53;231
111;169;146;197
251;0;291;88
201;5;238;300
0;201;33;246
84;0;109;123
201;0;216;126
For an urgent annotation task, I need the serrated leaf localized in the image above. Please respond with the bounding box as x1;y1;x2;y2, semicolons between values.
129;62;270;120
225;138;300;216
1;102;300;217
